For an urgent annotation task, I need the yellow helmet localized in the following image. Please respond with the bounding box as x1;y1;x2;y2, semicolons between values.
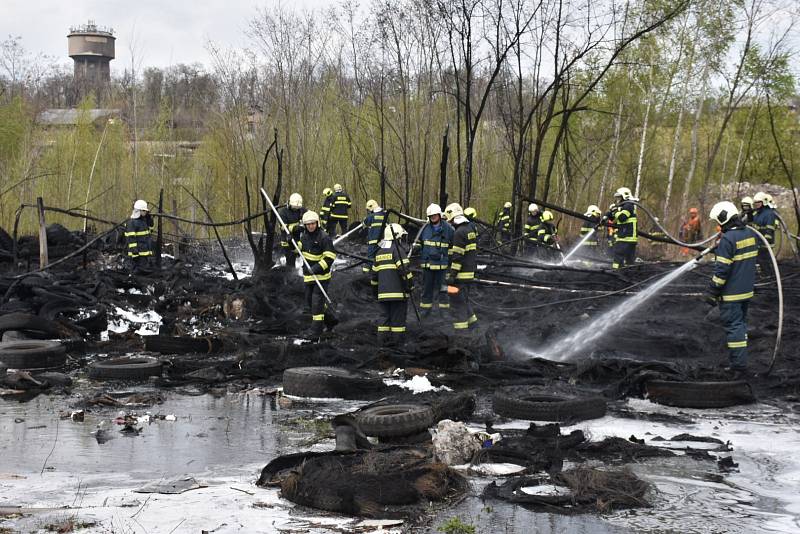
302;211;320;225
322;188;332;197
541;210;554;222
464;207;477;219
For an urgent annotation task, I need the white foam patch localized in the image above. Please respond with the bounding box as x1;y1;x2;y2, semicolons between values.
105;306;162;336
383;375;452;394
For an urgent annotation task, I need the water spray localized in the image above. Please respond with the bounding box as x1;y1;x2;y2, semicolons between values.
561;228;597;264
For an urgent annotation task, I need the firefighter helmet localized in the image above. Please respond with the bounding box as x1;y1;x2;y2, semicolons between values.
445;203;464;219
333;183;343;192
709;201;738;226
503;201;512;209
133;199;148;211
383;223;407;241
753;191;769;206
289;193;303;209
614;187;632;201
541;210;554;222
322;188;332;197
585;205;601;217
302;211;320;225
426;203;443;217
464;207;477;219
528;203;540;215
366;199;378;211
741;196;753;208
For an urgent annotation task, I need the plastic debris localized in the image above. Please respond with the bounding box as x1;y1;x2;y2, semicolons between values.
432;419;482;466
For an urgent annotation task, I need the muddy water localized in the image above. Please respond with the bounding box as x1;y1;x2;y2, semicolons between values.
2;391;800;533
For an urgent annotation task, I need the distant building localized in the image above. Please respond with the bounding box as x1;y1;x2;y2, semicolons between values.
68;20;115;102
37;108;120;128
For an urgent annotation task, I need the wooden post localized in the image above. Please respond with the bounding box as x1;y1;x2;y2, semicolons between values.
171;198;180;260
36;197;49;268
439;126;450;210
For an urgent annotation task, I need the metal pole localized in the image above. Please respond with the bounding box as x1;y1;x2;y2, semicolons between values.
333;222;364;245
260;187;331;304
388;223;421;323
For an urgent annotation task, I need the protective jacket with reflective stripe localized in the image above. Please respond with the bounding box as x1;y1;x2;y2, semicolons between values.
710;225;757;302
420;221;454;270
330;192;352;219
277;206;307;247
320;195;333;224
580;216;600;245
524;214;541;243
538;221;557;245
751;207;778;245
498;208;511;232
295;227;336;283
363;209;386;245
372;242;412;301
449;221;477;282
612;201;637;242
125;216;153;258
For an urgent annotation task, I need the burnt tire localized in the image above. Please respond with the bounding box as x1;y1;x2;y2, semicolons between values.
0;313;62;339
356;404;435;438
645;380;755;409
493;389;607;422
89;357;163;380
282;366;378;399
144;335;222;355
0;340;66;370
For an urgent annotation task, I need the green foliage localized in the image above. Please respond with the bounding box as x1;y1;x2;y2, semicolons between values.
438;517;476;534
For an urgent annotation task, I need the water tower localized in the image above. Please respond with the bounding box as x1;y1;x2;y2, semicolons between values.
68;20;115;86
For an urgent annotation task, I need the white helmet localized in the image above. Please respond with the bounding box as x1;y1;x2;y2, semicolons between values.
503;201;512;209
445;203;464;219
383;223;407;241
366;199;378;211
302;211;320;225
763;193;775;208
709;201;739;226
426;203;443;217
614;187;632;201
740;196;753;208
585;205;601;217
133;199;148;211
753;192;769;205
333;183;343;192
289;193;303;209
528;203;540;215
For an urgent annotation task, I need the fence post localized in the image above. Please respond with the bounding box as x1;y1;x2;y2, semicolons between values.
36;197;49;268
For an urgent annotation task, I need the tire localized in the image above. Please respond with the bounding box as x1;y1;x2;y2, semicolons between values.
378;430;432;445
0;340;66;370
645;380;755;409
282;367;379;399
356;404;435;438
493;389;607;422
89;357;163;380
0;313;62;339
144;336;222;355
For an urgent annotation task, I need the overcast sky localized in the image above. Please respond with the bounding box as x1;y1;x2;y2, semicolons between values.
1;0;330;71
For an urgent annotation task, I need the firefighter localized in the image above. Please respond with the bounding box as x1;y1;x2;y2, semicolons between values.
707;201;758;376
464;207;477;221
679;207;702;256
362;199;386;273
607;187;638;268
580;205;601;247
445;203;478;331
125;199;155;273
537;210;559;260
606;203;617;249
277;193;306;271
372;223;413;345
327;183;352;237
524;203;542;255
740;196;754;224
751;191;778;271
319;188;333;228
294;211;338;340
418;203;454;315
498;202;512;244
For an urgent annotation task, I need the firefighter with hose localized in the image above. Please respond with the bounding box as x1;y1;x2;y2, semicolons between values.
751;192;778;272
417;203;454;316
606;187;638;269
706;201;758;378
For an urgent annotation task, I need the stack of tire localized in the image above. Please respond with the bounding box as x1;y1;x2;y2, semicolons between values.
492;386;608;423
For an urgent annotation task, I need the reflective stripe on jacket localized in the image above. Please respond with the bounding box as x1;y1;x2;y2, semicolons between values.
372;242;412;300
125;217;153;258
296;228;336;283
277;206;307;247
751;207;778;245
449;221;477;281
524;215;541;243
498;208;511;232
420;221;454;270
711;226;757;302
580;216;600;245
537;221;557;245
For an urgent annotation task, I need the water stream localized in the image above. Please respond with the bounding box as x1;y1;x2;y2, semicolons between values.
539;257;701;361
561;228;597;264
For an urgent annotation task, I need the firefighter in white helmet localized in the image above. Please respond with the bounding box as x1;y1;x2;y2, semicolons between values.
124;199;155;273
580;205;602;248
751;191;778;271
497;201;512;246
294;210;338;340
326;183;352;237
524;203;542;255
362;199;386;273
371;223;413;345
606;186;638;268
417;203;454;315
445;203;478;331
277;193;307;271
